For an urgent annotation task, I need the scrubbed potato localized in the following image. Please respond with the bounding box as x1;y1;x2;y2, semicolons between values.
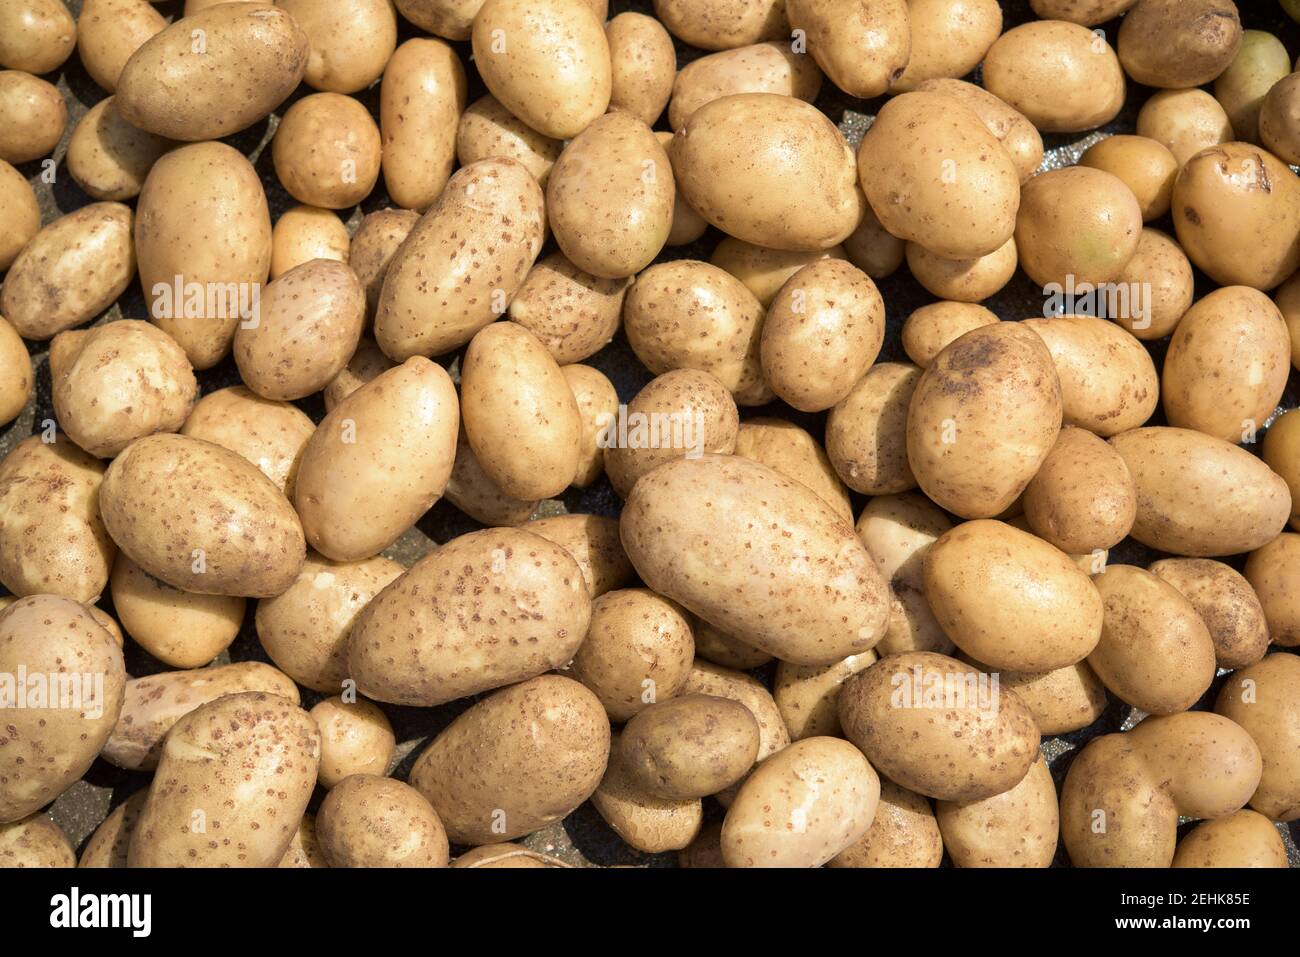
347;210;417;316
710;239;845;308
318;776;448;868
509;254;630;365
828;779;942;868
1111;227;1194;339
456;94;561;187
592;736;704;854
277;815;328;869
408;675;611;844
76;0;164;93
0;0;76;75
271;206;348;280
1079;135;1177;221
1023;427;1136;554
100;434;306;598
277;0;397;94
0;596;125;823
524;514;634;598
936;756;1058;868
620;694;760;800
102;662;297;771
914;78;1044;183
0;160;39;271
683;661;789;780
1263;408;1300;530
733;418;851;522
843;205;905;279
66;97;171;202
1137;88;1234;165
1117;0;1241;90
181;386;315;497
1016;168;1142;289
606;12;675;126
901;302;999;368
785;0;908;98
0;317;32;425
272;93;381;210
654;0;787;51
1244;533;1300;648
890;0;1001;93
1215;654;1300;821
668;41;822;131
825;362;920;496
380;38;466;212
116;3;308;141
443;431;540;526
0;436;115;603
392;0;482;42
0;816;75;869
0;70;65;163
79;791;147;868
129;692;320;867
1150;558;1269;670
774;651;876;741
1173;810;1288;868
1214;30;1290;143
562;365;620;488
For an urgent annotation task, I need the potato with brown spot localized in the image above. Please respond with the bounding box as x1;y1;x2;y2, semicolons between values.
317;775;448;867
775;651;876;741
524;514;633;598
785;0;909;98
456;95;561;187
890;0;1001;93
620;694;760;799
348;210;418;318
310;697;395;790
606;12;675;126
76;0;164;94
79;791;147;868
510;254;631;365
829;779;942;868
1150;558;1269;670
1117;0;1241;90
654;0;787;51
825;363;920;496
1173;810;1288;868
733;418;851;522
682;660;790;784
592;735;704;853
901;303;999;368
914;78;1043;183
110;554;245;669
273;93;381;210
181;386;314;498
0;816;75;868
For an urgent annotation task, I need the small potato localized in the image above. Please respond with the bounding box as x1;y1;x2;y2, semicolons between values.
668;41;822;131
0;0;76;74
1259;72;1300;165
825;362;920;496
1214;30;1291;143
270;205;349;280
110;554;245;669
1162;287;1290;443
859;91;1019;260
890;0;1001;93
380;38;466;212
455;94;561;187
0;160;39;270
1089;564;1217;715
982;21;1125;133
760;259;884;412
606;12;674;126
0;436;114;603
66;96;171;202
79;792;147;868
774;652;876;741
1016;168;1142;289
563;364;620;488
785;0;908;98
914;78;1044;183
1110;227;1194;339
592;737;703;854
901;302;999;368
443;433;540;526
905;238;1018;304
1150;558;1269;670
1079;135;1177;221
182;386;314;497
100;434;306;598
508;255;629;366
709;239;845;308
682;661;789;770
828;779;942;868
277;0;397;94
1023;427;1136;554
843;205;905;279
1264;408;1300;530
673;93;861;252
1215;654;1300;820
1137;88;1234;166
621;694;760;800
311;698;396;789
733;418;851;522
273;93;381;210
1117;0;1241;90
524;513;634;598
2;203;136;341
323;338;396;412
0;70;65;163
295;358;459;561
409;675;611;844
654;0;787;51
0;816;75;869
937;756;1058;868
129;692;320;867
975;660;1108;736
0;317;32;425
1028;0;1135;24
347;209;418;315
690;619;773;670
76;0;165;93
1244;533;1300;648
656;135;708;239
1173;810;1288;868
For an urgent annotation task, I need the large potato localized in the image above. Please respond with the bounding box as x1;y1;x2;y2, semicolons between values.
785;0;909;98
668;41;822;131
379;38;466;212
1117;0;1241;90
1150;558;1269;670
181;386;315;497
1215;654;1300;821
110;554;245;669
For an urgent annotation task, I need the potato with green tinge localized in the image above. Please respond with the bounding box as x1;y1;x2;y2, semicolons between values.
1150;558;1269;669
1016;168;1142;289
380;38;467;212
317;775;448;868
620;694;760;799
1214;30;1290;143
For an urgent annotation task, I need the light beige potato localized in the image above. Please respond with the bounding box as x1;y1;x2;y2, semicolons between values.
0;816;75;868
1214;30;1290;143
277;815;328;869
977;660;1108;736
0;70;65;163
455;94;560;188
1079;135;1177;221
0;160;39;271
668;41;821;131
760;259;884;412
905;238;1018;304
907;322;1062;519
1118;0;1241;90
2;203;136;341
273;93;380;210
1216;653;1300;820
1277;271;1300;370
690;619;773;670
890;0;1001;93
901;302;999;368
982;20;1125;133
1028;0;1134;24
1244;533;1300;649
277;0;397;94
828;779;942;868
592;736;704;854
1163;286;1290;442
1023;427;1136;554
1137;88;1234;165
562;364;619;488
346;209;416;316
76;0;164;93
0;596;125;823
136;141;272;370
1016;168;1142;289
606;12;674;126
380;37;466;212
733;417;851;522
0;317;32;426
66;96;171;202
914;78;1044;183
110;554;245;669
116;3;307;140
843;204;905;279
79;791;147;868
936;756;1057;868
311;698;396;790
0;436;114;603
1150;558;1269;670
323;338;396;413
525;513;634;598
1089;564;1217;715
452;844;571;868
621;694;760;800
859;91;1019;260
86;605;124;649
102;661;297;771
774;651;876;741
376;159;545;359
722;736;880;868
622;455;891;665
1110;426;1292;557
672;93;861;252
654;0;787;51
181;386;314;497
295;357;459;561
709;239;846;308
1259;72;1300;164
0;0;76;74
623;261;770;406
1173;810;1288;868
472;0;610;140
1110;226;1194;339
825;362;920;496
683;660;791;775
785;0;908;97
270;206;349;281
409;675;611;844
443;432;540;525
1264;407;1300;530
100;434;306;597
129;692;319;867
508;254;629;365
392;0;482;42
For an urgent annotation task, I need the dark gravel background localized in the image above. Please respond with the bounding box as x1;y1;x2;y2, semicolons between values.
2;0;1298;866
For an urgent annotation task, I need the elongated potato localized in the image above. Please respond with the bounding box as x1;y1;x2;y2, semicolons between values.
77;0;165;93
825;362;920;496
1150;558;1270;669
379;38;466;212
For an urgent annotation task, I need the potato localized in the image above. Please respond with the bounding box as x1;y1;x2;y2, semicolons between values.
1259;72;1300;164
524;513;634;598
825;362;919;496
86;605;124;649
277;815;328;869
622;455;891;665
452;844;571;868
657;133;711;240
838;651;1040;802
100;434;306;597
472;0;610;140
973;660;1108;736
1022;427;1136;554
1078;135;1176;222
1163;287;1289;443
722;736;880;868
592;736;704;854
102;661;297;771
272;94;380;210
392;0;481;42
0;70;65;163
982;21;1125;133
0;436;114;603
181;386;314;497
936;756;1057;868
346;210;416;317
859;91;1019;260
907;241;1016;307
890;0;1001;93
654;0;786;51
295;358;458;561
1110;226;1194;339
136;142;272;370
733;418;851;522
673;93;861;252
376;159;545;360
785;0;908;97
605;12;674;126
828;779;942;868
760;259;884;412
1137;88;1234;165
456;94;560;188
682;661;790;773
1173;810;1288;868
623;261;770;406
503;256;627;368
322;339;394;413
690;619;773;670
669;42;819;133
0;596;125;822
321;776;450;868
677;822;725;867
129;692;319;867
914;78;1044;183
1028;0;1135;24
0;317;31;425
561;365;619;488
709;239;846;308
620;694;760;801
1150;558;1269;670
1109;426;1291;556
1016;168;1142;289
380;37;466;212
66;96;171;202
277;0;396;94
79;792;147;868
774;652;876;741
1118;0;1241;90
1244;533;1300;648
1089;564;1216;715
0;816;75;869
901;302;998;368
110;554;245;669
843;205;905;279
1215;653;1300;821
408;675;610;844
907;322;1062;519
116;3;307;140
1264;408;1300;530
1214;30;1290;143
443;432;540;525
1277;271;1300;370
76;0;164;93
2;203;135;341
0;160;38;271
0;0;76;74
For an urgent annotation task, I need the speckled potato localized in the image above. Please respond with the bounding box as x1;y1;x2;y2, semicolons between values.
1023;427;1136;554
0;596;125;823
392;0;483;42
0;317;31;425
100;434;306;597
0;816;75;868
76;0;164;93
295;357;458;561
592;736;704;854
128;692;319;867
272;93;381;210
347;210;417;316
525;514;634;598
1016;168;1142;288
1137;88;1234;165
408;675;611;845
116;3;308;140
509;254;630;365
843;205;905;278
1214;31;1290;143
668;42;820;131
0;161;38;271
1150;558;1269;670
1110;426;1291;556
620;694;760;800
709;239;846;308
914;78;1044;183
1028;0;1135;23
562;365;620;488
0;436;115;603
1111;227;1194;339
1079;135;1177;222
455;94;561;187
825;362;920;496
774;651;876;741
270;206;348;281
828;778;942;868
982;21;1125;133
654;0;787;51
1118;0;1241;90
277;815;328;868
380;38;466;212
785;0;908;98
0;70;65;163
321;776;441;865
443;433;540;526
890;0;1001;93
1173;810;1288;867
1215;653;1300;820
733;418;851;522
277;0;396;93
1264;409;1300;530
682;663;790;785
936;756;1057;868
66;97;171;202
181;386;314;497
79;791;146;868
901;302;999;368
605;12;674;126
1244;533;1300;648
2;202;136;341
673;93;862;252
0;0;76;74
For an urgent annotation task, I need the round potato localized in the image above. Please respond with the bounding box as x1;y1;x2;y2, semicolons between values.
901;302;999;368
621;694;760;800
524;513;634;598
76;0;165;93
1137;88;1234;165
592;737;704;854
311;698;396;790
774;651;876;741
733;417;851;522
785;0;908;98
1079;135;1177;221
273;93;380;210
0;316;32;425
562;364;620;488
182;386;314;496
1214;30;1290;143
0;816;75;869
1016;168;1142;289
682;661;791;781
825;362;920;496
1023;427;1136;554
906;238;1018;305
507;255;630;366
914;78;1044;183
654;0;786;51
0;70;65;163
1150;558;1269;670
277;0;397;94
110;554;245;669
890;0;1001;93
1111;227;1194;339
1215;653;1300;821
380;37;466;212
346;209;417;315
66;96;171;202
668;41;822;131
455;94;561;187
1243;533;1300;648
1173;810;1288;868
709;239;846;308
0;0;76;74
828;779;942;868
606;12;674;126
936;756;1058;868
1117;0;1241;90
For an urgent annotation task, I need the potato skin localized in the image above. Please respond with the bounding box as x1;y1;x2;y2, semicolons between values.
1023;426;1137;554
1173;810;1288;868
774;651;876;741
317;775;448;867
915;78;1043;184
973;660;1108;736
592;737;703;854
509;254;630;365
66;96;171;202
347;210;418;318
1244;533;1300;648
0;0;77;75
1079;135;1177;221
902;302;999;368
181;386;315;497
606;12;675;126
1016;168;1143;289
668;41;822;131
76;0;165;94
785;0;909;98
1264;408;1300;530
0;816;75;869
408;675;611;844
0;70;65;164
682;661;790;778
0;160;39;271
828;778;942;868
456;94;561;187
621;455;891;666
1112;227;1194;340
620;694;760;799
380;38;466;212
733;417;851;522
79;791;147;868
1117;0;1241;90
272;93;381;210
129;692;320;867
277;0;397;94
524;513;634;598
563;364;620;488
825;362;919;496
936;756;1058;868
1150;558;1269;670
654;0;786;51
890;0;1000;93
1215;654;1300;821
1138;88;1233;166
0;317;32;425
270;205;348;281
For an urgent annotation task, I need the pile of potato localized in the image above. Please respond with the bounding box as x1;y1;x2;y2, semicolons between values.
1;0;1299;870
